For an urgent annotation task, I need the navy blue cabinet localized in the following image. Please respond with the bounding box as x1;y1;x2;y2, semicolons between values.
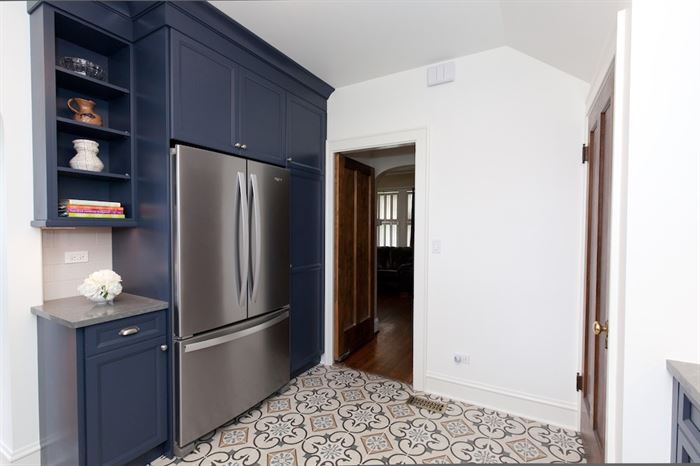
171;30;238;154
287;95;326;173
85;336;168;466
238;69;286;165
37;310;168;466
290;169;324;376
171;31;288;166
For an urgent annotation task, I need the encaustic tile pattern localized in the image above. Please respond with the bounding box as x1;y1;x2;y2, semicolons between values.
151;365;585;465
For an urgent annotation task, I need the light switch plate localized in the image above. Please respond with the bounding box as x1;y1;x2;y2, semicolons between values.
427;62;455;87
65;250;88;264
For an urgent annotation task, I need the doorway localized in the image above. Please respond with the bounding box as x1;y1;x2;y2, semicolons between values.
333;144;416;384
580;63;614;463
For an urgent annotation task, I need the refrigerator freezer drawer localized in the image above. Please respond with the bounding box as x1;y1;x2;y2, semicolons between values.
176;310;290;448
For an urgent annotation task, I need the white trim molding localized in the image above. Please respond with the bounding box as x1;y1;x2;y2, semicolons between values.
0;438;40;465
425;371;579;430
324;128;430;391
604;8;632;463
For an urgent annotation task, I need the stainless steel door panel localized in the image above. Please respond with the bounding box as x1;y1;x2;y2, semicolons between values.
176;310;290;448
174;145;248;337
247;161;290;317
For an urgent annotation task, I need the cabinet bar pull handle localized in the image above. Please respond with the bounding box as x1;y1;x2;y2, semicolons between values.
118;326;140;337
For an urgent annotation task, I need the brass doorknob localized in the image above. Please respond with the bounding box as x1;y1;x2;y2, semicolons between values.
593;320;608;335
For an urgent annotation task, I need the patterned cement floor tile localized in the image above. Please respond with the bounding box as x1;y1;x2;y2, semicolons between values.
149;365;585;465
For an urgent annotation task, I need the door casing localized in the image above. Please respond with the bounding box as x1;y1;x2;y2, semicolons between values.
324;128;429;390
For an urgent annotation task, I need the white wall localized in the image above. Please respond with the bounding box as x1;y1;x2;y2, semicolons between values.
0;3;43;464
328;46;589;427
618;0;700;461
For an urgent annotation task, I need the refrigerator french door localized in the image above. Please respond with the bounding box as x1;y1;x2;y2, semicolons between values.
172;145;290;452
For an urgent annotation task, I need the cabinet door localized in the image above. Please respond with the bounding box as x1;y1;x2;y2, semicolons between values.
85;337;167;466
238;69;286;165
286;95;325;173
290;169;324;376
170;30;237;153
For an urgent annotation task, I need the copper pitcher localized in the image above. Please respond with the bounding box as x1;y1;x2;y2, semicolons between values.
67;97;102;126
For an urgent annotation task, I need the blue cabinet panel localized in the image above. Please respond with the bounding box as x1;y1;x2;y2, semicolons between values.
238;69;286;165
85;336;168;466
171;30;238;153
290;168;324;376
290;266;323;376
291;169;324;267
286;95;325;173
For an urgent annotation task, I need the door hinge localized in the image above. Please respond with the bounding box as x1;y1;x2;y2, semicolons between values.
576;372;583;392
582;144;588;164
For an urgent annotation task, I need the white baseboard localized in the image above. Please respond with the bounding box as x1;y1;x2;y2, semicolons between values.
424;371;579;430
0;439;40;465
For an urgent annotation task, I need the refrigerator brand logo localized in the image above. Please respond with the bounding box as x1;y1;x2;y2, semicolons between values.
274;177;283;182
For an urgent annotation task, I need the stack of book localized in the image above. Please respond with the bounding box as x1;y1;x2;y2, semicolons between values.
59;199;125;219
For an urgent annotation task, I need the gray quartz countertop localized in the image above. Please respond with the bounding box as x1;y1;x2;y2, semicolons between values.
31;293;168;329
667;359;700;406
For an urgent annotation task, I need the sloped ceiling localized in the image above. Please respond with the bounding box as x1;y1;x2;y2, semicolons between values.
210;0;628;88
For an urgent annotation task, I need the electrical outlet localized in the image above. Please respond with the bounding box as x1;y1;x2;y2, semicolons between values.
65;250;88;264
431;240;442;254
453;353;470;365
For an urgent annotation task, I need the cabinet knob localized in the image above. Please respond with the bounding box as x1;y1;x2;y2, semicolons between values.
287;157;293;162
234;143;241;148
241;144;247;150
160;344;168;352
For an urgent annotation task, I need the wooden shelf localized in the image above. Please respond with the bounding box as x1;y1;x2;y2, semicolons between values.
56;117;130;140
57;167;130;181
55;66;129;99
31;218;137;228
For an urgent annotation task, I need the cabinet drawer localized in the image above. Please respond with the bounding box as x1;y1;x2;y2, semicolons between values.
85;311;166;357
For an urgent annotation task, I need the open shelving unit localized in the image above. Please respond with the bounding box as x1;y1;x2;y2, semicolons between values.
30;7;136;228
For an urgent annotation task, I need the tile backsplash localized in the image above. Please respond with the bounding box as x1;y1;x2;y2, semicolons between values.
42;228;112;300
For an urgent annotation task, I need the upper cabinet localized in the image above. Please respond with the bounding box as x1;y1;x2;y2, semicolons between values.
170;30;325;169
286;95;326;173
238;69;286;165
170;30;238;154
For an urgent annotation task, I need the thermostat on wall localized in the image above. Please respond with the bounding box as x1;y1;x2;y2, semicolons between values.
427;61;455;87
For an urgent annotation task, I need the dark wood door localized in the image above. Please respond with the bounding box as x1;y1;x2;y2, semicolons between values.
85;336;168;466
238;68;286;165
334;154;376;360
170;30;238;154
581;64;614;463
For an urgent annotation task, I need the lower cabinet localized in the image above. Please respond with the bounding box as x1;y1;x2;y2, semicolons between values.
37;310;168;466
85;337;168;466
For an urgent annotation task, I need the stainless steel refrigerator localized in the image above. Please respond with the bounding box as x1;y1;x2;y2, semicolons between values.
171;144;290;453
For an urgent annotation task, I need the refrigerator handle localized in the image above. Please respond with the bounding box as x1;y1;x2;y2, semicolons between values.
250;173;262;303
237;171;249;307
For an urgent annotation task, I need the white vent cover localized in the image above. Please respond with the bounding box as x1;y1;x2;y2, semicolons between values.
427;62;455;87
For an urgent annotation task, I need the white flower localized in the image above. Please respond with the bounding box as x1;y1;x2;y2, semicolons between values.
78;269;122;303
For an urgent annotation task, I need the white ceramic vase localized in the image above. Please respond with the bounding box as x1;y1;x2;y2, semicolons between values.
69;139;103;172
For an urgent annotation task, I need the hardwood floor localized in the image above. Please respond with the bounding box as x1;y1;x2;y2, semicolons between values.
343;291;413;384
